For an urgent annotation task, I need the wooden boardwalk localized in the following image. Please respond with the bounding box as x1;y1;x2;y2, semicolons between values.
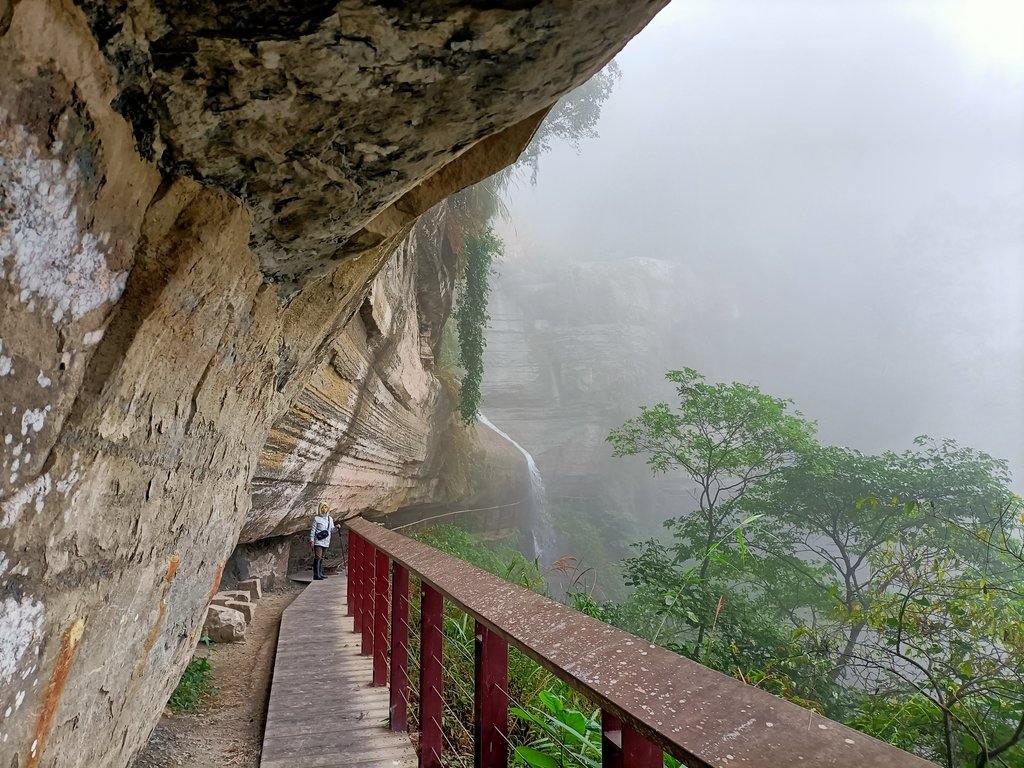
261;575;417;768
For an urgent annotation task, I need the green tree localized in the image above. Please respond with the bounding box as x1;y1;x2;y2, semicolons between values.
848;533;1024;768
607;368;817;659
749;439;1018;683
501;61;621;186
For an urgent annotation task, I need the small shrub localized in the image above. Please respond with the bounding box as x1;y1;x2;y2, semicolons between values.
167;657;215;712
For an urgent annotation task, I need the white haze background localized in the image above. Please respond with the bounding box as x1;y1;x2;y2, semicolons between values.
495;0;1024;486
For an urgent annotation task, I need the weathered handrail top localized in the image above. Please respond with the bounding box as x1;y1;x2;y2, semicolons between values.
348;517;934;768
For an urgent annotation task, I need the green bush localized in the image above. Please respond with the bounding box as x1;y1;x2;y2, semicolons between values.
412;526;628;765
414;525;542;590
167;656;215;712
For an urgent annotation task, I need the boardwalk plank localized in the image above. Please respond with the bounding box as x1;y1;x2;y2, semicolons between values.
260;576;417;768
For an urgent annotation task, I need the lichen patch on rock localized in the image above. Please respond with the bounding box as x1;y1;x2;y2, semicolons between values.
0;595;44;686
0;118;126;324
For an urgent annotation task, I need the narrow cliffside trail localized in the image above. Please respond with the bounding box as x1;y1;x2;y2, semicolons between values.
131;585;304;768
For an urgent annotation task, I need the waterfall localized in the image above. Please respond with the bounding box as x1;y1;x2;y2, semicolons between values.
477;414;557;565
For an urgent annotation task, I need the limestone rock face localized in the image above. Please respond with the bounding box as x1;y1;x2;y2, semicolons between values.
223;537;290;590
0;0;665;765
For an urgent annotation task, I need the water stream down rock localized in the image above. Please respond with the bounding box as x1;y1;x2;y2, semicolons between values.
478;413;557;566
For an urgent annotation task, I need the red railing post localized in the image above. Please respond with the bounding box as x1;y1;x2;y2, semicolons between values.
352;534;364;634
361;542;374;657
474;622;508;767
419;583;444;768
601;711;623;768
622;723;662;767
390;563;410;731
602;712;659;767
373;549;390;686
346;528;357;616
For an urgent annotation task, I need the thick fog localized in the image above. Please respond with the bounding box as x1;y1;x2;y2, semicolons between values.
498;0;1024;487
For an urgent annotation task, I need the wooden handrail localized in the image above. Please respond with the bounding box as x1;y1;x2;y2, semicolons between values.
346;517;935;768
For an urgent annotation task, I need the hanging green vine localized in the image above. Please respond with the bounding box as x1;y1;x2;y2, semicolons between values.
454;225;502;423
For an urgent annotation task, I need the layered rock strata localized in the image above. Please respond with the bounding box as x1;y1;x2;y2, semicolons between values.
245;227;457;541
0;1;665;765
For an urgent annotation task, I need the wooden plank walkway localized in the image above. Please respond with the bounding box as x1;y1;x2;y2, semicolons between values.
261;575;417;768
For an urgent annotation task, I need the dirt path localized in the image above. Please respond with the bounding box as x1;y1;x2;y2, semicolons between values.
132;583;304;768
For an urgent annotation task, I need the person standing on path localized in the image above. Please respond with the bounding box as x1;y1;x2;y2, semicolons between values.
309;502;341;581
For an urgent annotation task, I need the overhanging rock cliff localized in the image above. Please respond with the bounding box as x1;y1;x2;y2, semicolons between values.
0;1;665;765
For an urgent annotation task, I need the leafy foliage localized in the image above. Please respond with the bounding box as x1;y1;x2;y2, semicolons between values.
548;497;639;602
604;367;1024;766
167;655;215;712
453;226;502;422
415;525;543;590
407;368;1024;767
847;533;1024;768
608;368;816;660
511;689;602;767
503;61;622;186
410;527;597;764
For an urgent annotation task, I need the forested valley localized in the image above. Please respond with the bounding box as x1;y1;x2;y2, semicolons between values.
419;367;1023;768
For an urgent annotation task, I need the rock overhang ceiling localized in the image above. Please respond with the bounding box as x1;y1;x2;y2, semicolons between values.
77;0;667;293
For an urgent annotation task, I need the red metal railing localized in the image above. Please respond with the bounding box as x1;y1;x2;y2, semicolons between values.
345;518;935;768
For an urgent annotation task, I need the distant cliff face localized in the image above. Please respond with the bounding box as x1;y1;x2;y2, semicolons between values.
0;1;666;765
481;256;717;519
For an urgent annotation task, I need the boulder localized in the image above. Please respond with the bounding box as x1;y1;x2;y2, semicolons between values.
203;605;247;643
212;590;252;603
237;578;263;602
224;538;291;590
221;600;255;624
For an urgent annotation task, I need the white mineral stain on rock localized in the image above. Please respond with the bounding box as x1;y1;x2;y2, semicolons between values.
56;460;80;495
0;117;127;324
37;371;51;388
19;406;49;436
0;596;44;685
0;340;12;377
1;472;51;527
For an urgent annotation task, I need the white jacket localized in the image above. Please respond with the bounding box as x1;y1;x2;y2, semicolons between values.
310;514;336;547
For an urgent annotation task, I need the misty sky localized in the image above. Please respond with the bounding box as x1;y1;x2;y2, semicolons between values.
499;0;1024;486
